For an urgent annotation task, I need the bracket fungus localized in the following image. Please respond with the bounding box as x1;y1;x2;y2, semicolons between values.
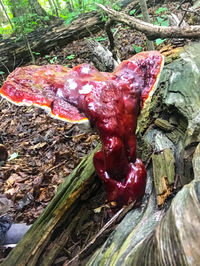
0;51;164;206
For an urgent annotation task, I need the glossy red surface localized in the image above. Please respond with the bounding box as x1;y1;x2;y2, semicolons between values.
0;51;164;206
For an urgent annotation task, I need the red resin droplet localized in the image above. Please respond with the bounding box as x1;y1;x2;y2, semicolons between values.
0;51;164;206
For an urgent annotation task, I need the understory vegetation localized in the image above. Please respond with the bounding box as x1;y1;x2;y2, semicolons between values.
0;0;120;36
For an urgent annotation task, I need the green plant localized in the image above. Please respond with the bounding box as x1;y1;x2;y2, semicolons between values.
153;7;169;46
133;44;143;53
67;54;75;60
32;51;40;55
155;38;166;46
0;0;122;38
155;7;168;14
11;13;49;35
49;56;57;64
129;9;136;15
95;36;107;42
112;3;120;11
154;16;169;27
45;55;58;63
0;24;12;35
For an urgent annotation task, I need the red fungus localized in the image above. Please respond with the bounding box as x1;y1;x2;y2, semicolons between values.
0;51;164;206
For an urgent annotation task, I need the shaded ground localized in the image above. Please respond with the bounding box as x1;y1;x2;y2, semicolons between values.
0;1;195;264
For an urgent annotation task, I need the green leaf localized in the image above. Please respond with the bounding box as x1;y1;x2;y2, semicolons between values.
95;36;107;42
67;54;75;60
45;55;50;58
133;44;143;53
33;51;40;55
8;152;19;161
153;21;160;25
113;4;120;11
111;28;117;32
50;56;57;63
156;17;164;23
161;20;169;26
0;71;5;75
155;38;166;46
44;16;50;21
137;14;143;18
129;9;136;15
155;7;168;14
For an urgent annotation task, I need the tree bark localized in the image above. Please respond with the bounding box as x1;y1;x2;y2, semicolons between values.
9;0;27;18
8;0;56;27
28;0;49;17
48;0;59;16
86;42;200;265
9;0;48;19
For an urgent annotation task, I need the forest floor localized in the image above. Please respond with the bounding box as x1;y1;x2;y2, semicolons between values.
0;1;195;264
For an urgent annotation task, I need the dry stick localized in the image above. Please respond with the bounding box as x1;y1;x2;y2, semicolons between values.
25;35;35;64
97;4;200;40
104;18;121;63
105;18;115;51
63;201;136;266
139;0;155;50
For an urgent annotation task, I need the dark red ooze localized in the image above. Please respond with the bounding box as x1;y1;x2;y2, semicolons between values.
0;51;164;206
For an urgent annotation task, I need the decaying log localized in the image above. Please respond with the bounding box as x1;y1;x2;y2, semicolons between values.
86;43;200;265
88;178;200;265
0;12;103;73
152;148;175;205
1;145;100;266
98;4;200;40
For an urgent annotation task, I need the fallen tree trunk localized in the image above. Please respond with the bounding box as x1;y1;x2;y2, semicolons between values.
0;12;103;73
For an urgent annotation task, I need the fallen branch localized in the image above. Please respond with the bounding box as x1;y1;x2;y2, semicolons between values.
98;4;200;40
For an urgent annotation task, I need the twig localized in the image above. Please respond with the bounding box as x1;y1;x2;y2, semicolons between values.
105;18;115;51
0;61;10;74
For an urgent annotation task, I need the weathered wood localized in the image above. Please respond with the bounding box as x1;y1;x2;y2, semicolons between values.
87;40;119;72
98;4;200;40
86;43;200;265
152;148;175;205
0;12;103;73
1;145;100;266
